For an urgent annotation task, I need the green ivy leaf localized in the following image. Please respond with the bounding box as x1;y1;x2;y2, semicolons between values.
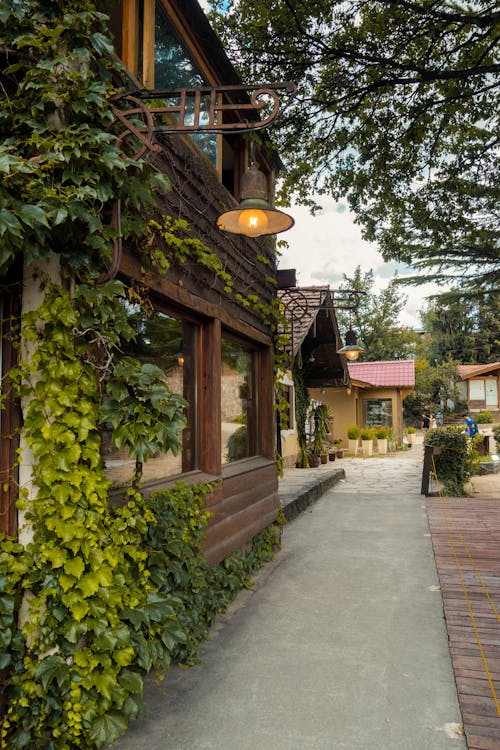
89;710;128;747
36;654;68;690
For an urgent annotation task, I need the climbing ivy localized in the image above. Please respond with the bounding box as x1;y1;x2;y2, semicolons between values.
0;3;288;747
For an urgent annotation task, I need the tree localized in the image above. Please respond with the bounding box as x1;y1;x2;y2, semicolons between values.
336;266;419;361
210;0;500;296
403;359;464;421
420;293;500;363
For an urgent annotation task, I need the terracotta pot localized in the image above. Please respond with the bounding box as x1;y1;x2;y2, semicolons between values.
308;455;320;468
320;454;328;464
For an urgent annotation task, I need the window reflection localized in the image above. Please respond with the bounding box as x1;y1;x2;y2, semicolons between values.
155;4;217;164
221;337;257;463
363;398;392;428
103;302;197;486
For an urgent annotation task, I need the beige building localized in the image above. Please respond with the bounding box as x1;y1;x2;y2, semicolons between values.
278;286;415;466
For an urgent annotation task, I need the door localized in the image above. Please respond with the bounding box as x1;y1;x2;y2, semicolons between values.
485;379;498;407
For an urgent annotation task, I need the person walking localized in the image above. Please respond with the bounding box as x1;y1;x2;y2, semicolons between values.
462;413;478;437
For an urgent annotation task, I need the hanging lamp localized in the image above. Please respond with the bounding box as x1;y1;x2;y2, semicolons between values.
216;141;294;237
337;329;364;362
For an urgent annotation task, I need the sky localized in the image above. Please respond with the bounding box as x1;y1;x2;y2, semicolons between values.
278;196;441;330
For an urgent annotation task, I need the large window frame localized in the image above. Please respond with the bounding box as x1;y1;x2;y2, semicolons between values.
118;0;274;199
362;398;393;428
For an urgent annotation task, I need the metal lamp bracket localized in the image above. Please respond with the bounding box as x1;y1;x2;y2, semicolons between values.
111;82;296;161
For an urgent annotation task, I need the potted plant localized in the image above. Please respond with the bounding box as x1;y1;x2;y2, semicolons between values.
374;426;389;455
347;424;361;455
311;403;330;464
406;426;416;447
332;438;343;459
360;427;374;456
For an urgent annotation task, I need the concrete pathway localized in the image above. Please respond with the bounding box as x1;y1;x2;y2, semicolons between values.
112;450;466;750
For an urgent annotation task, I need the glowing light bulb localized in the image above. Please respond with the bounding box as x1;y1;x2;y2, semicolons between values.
345;349;360;361
238;209;269;237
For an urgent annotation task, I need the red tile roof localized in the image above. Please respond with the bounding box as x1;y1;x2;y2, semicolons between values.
347;360;415;387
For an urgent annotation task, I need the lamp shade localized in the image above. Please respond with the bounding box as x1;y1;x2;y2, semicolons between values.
337;329;364;361
216;165;294;237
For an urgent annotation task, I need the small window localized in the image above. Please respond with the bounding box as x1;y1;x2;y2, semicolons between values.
103;300;198;486
221;336;258;463
363;398;392;428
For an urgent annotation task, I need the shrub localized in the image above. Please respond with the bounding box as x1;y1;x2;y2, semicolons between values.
374;426;389;439
476;411;493;424
347;425;361;439
360;427;374;440
493;425;500;454
406;426;416;434
425;426;478;496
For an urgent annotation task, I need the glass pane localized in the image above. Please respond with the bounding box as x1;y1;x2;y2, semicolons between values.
155;4;217;164
363;399;392;428
103;302;197;486
221;338;257;463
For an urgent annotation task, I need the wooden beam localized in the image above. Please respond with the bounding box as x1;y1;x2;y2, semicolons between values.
122;0;139;77
142;0;155;88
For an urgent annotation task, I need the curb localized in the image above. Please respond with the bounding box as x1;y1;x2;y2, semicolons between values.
279;468;346;521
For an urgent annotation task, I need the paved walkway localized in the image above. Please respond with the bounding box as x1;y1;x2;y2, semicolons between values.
112;448;467;750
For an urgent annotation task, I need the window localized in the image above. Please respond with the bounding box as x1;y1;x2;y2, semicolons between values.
363;398;392;428
470;379;485;400
221;336;257;463
103;301;198;486
153;3;218;165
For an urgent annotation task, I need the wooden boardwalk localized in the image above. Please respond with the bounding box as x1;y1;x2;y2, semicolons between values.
427;497;500;750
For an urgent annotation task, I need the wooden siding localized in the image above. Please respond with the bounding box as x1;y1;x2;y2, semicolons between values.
203;459;279;565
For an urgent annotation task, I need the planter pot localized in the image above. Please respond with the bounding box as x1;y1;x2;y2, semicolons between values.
308;455;320;468
377;438;388;455
328;453;336;462
320;454;328;464
362;439;373;457
407;434;414;445
348;438;359;455
336;450;343;459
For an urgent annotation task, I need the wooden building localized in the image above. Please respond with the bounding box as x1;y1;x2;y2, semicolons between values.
457;363;500;421
0;0;291;563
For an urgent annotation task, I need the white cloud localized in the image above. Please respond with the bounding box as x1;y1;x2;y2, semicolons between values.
278;197;441;329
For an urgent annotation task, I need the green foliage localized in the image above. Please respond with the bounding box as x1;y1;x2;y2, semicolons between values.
102;357;187;485
374;426;389;440
292;359;310;467
360;428;374;441
211;0;499;296
406;426;416;435
420;295;500;364
0;1;157;276
476;411;493;424
404;359;463;421
493;426;500;454
425;427;477;496
335;267;419;361
0;283;282;748
347;425;361;440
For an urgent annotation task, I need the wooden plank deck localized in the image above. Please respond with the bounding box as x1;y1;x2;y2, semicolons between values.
427;497;500;750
